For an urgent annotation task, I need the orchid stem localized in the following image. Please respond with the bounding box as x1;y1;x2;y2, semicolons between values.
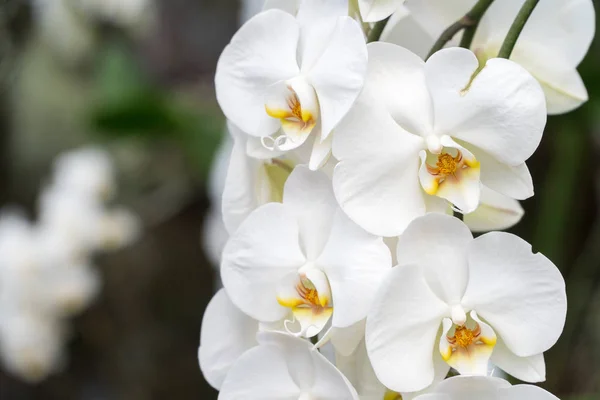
497;0;540;59
367;16;390;43
427;0;494;60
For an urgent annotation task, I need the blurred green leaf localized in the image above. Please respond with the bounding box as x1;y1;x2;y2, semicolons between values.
89;42;224;178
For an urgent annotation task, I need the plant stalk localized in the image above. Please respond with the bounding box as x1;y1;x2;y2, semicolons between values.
497;0;540;58
427;0;494;60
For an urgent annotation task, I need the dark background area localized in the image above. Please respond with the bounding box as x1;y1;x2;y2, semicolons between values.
0;0;598;399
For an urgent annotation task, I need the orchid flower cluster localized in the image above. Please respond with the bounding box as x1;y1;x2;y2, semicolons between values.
200;0;595;399
0;147;140;382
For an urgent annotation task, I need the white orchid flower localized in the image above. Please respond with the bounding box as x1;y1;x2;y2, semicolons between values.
384;0;595;114
52;147;116;201
333;44;546;236
221;166;391;340
358;0;405;22
215;0;367;170
219;332;359;400
414;375;559;400
366;214;566;393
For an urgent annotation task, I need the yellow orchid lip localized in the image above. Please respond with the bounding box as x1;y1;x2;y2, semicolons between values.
439;313;497;375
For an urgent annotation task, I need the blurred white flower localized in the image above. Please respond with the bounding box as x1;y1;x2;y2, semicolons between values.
31;0;97;63
0;312;65;383
52;147;116;201
0;147;140;382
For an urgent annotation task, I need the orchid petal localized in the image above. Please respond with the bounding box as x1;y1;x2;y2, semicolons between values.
215;10;300;137
317;210;392;328
283;166;338;260
396;213;472;306
366;265;448;393
221;203;306;322
332;92;426;237
199;289;258;389
463;232;567;357
464;186;524;232
426;48;546;166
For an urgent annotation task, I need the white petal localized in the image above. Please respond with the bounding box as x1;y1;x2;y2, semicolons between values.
335;340;386;400
283;166;338;260
296;0;348;23
306;17;368;139
359;0;404;22
257;332;359;399
464;186;524;232
222;128;262;234
263;0;299;15
462;232;567;357
426;48;546;166
317;210;392;328
422;375;510;398
366;265;449;393
500;384;560;400
380;6;436;60
330;320;366;357
332;92;426;237
215;10;300;137
490;337;545;383
477;0;595;67
365;42;433;137
199;289;259;389
218;340;301;399
396;213;472;305
221;203;306;322
462;146;533;201
309;127;333;171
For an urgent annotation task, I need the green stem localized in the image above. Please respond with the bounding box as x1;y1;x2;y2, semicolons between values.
427;0;494;60
497;0;540;58
367;16;390;43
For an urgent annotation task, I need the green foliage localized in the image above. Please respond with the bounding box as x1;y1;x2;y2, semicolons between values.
90;43;224;178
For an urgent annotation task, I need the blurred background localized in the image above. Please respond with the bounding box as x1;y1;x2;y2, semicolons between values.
0;0;598;399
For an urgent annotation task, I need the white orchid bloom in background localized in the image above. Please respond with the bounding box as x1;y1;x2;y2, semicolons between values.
215;0;367;170
333;44;545;236
384;0;595;114
199;289;259;390
358;0;405;22
366;214;566;393
221;166;391;340
414;375;559;400
219;332;359;400
52;147;116;201
0;312;65;383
